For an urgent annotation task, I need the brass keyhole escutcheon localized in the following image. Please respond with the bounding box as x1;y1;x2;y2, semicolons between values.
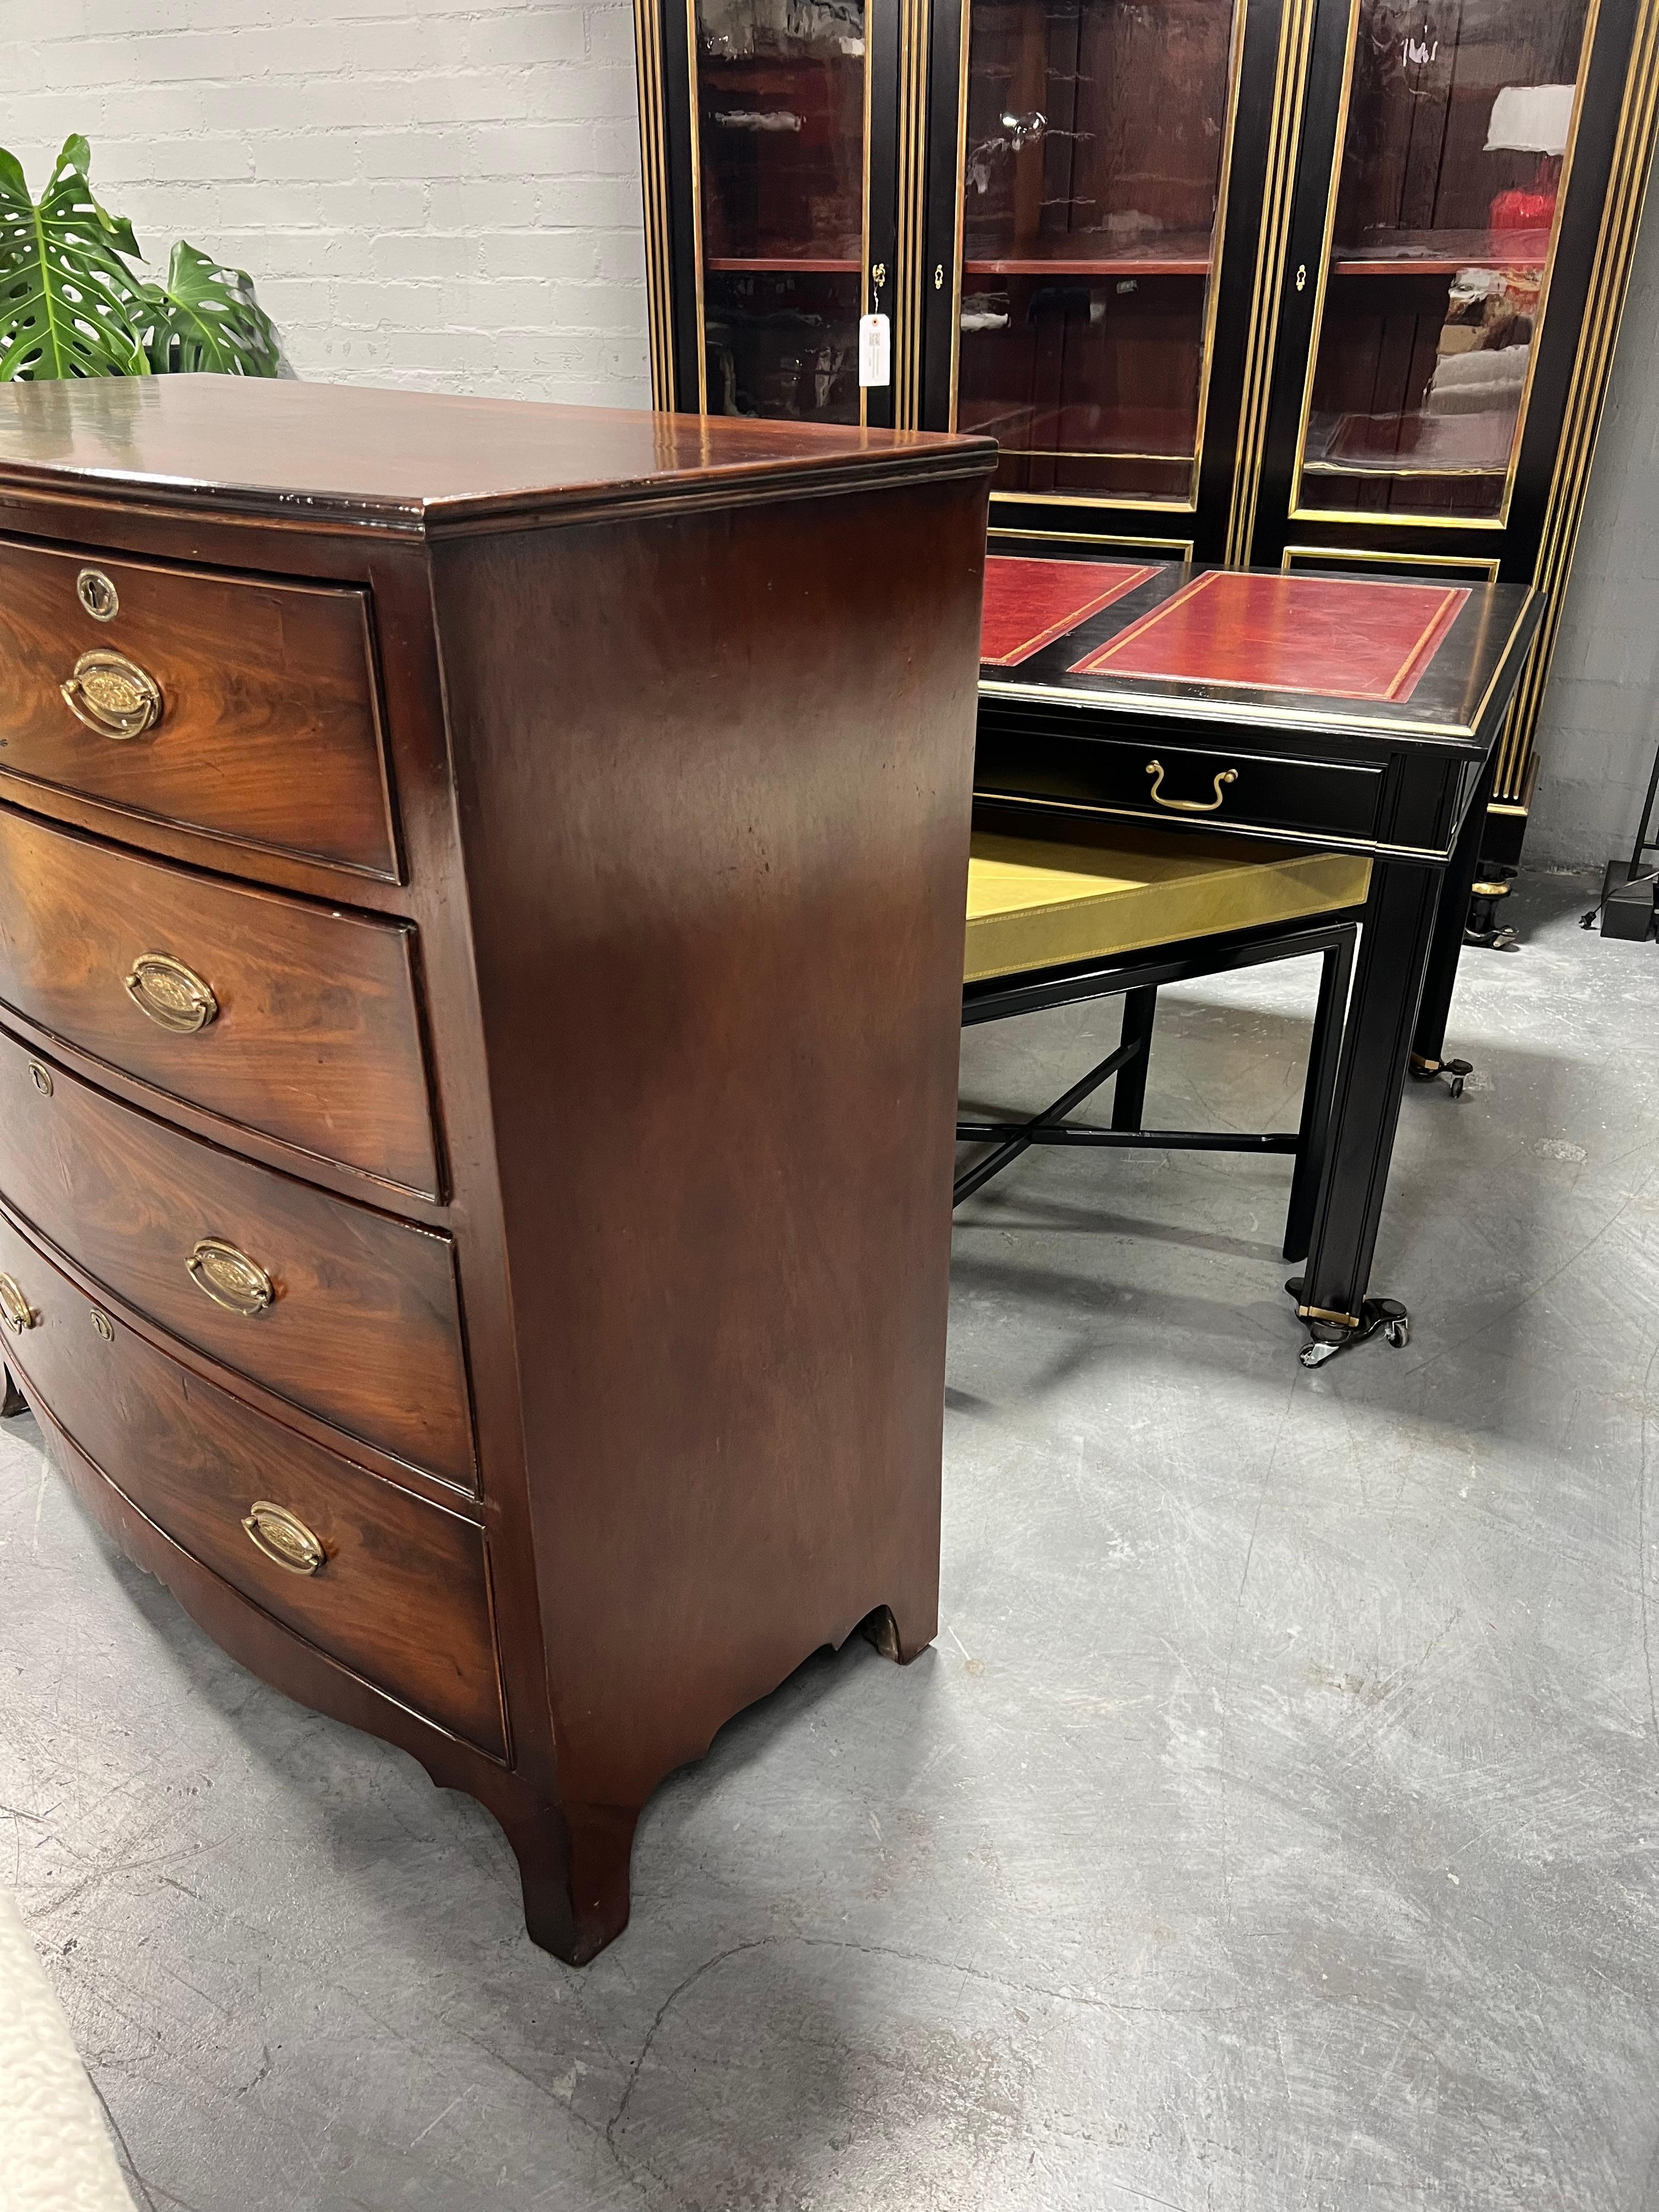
933;263;944;291
188;1238;275;1317
0;1274;38;1334
61;648;162;740
91;1310;115;1342
1145;758;1239;814
27;1060;52;1096
125;952;218;1034
1295;263;1307;292
76;568;120;622
241;1500;326;1577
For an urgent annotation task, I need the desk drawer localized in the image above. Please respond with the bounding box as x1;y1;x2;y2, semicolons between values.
975;717;1387;849
0;537;396;877
0;1027;472;1486
0;1207;504;1756
0;806;439;1194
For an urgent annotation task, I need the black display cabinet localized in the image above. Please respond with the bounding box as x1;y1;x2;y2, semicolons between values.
634;0;1659;881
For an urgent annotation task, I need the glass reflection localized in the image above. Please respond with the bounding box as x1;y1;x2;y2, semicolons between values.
694;0;867;422
956;0;1240;503
1298;0;1593;519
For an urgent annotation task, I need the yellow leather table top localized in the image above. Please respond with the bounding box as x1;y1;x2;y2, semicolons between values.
965;826;1371;983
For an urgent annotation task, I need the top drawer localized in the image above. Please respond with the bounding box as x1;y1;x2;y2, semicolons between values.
0;537;398;879
974;712;1388;851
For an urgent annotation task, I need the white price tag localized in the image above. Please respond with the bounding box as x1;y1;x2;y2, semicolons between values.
858;312;891;389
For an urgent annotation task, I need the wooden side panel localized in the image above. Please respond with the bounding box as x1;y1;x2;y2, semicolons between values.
0;805;441;1193
0;535;397;876
0;1025;473;1486
0;1205;504;1756
432;471;990;1810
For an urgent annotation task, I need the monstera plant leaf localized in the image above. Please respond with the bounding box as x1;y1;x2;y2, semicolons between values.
137;240;281;376
0;136;150;379
0;134;283;380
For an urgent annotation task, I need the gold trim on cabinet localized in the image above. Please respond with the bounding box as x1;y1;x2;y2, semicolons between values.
1281;543;1502;583
1286;0;1606;534
684;0;708;414
949;0;1248;511
989;526;1195;560
1226;0;1318;563
633;0;677;409
1496;0;1659;799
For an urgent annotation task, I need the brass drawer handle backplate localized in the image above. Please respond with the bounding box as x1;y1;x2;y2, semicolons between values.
125;952;218;1034
0;1274;38;1333
241;1500;325;1576
61;648;162;740
1146;758;1239;814
188;1238;275;1317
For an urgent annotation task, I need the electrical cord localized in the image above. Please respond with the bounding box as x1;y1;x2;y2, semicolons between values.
1579;863;1659;928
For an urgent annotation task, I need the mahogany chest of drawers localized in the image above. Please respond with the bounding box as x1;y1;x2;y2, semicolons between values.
0;379;995;1962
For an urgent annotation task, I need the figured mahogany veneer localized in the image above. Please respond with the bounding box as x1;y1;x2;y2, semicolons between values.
0;1205;503;1754
0;536;395;876
0;376;996;1964
0;804;439;1194
0;1026;472;1487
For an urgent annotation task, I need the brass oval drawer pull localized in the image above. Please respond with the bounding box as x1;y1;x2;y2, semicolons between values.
125;951;218;1033
188;1238;275;1317
0;1274;38;1333
60;648;162;740
1146;758;1238;814
241;1500;325;1576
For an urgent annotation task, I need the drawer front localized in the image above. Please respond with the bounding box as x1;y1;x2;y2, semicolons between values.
0;1207;504;1756
0;805;439;1194
0;537;397;877
0;1027;473;1486
975;716;1389;849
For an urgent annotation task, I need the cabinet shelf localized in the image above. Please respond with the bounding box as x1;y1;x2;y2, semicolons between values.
705;256;862;274
1330;228;1554;279
962;236;1214;280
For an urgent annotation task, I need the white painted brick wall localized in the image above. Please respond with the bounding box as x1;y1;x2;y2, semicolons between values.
0;0;652;408
1527;162;1659;867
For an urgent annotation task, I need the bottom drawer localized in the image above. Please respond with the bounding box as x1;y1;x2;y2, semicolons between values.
0;1206;505;1757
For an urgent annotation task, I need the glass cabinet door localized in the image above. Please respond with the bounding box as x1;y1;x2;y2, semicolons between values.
1293;0;1597;521
689;0;871;422
950;0;1246;504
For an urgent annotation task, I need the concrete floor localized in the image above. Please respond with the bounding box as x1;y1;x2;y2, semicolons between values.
2;869;1657;2212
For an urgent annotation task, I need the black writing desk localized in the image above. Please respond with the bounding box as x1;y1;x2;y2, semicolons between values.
974;561;1541;1364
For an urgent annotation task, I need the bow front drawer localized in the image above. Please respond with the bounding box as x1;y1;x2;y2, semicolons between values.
0;536;397;878
0;1028;473;1487
0;1206;503;1757
0;806;440;1195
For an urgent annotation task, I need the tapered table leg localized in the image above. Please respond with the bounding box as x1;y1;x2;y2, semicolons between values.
1411;744;1501;1079
1290;857;1443;1364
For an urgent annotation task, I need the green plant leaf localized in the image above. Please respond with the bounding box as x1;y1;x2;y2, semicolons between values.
0;136;149;379
137;240;281;376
